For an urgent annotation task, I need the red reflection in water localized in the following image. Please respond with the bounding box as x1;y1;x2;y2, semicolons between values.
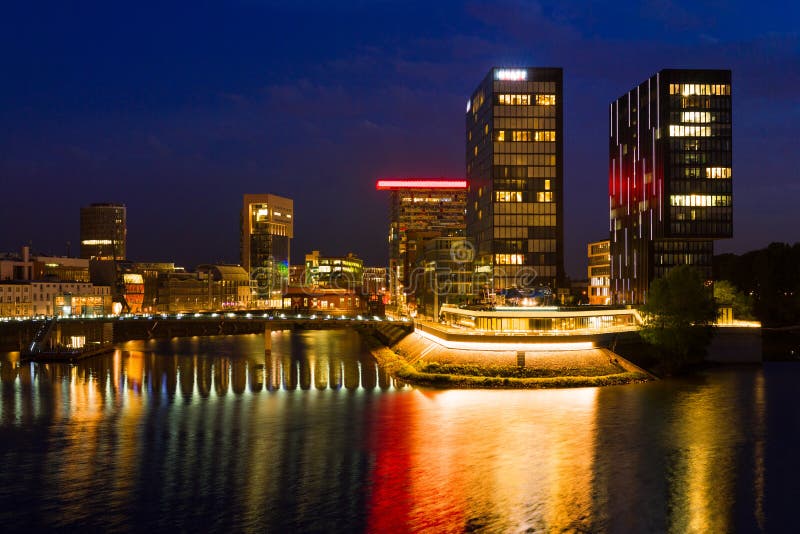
367;394;414;532
367;391;470;532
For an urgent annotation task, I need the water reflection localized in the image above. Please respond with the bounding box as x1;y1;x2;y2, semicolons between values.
0;332;793;532
0;332;401;407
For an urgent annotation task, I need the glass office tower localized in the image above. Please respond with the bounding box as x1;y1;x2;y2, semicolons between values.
241;194;293;307
466;67;564;294
609;69;732;304
80;203;127;260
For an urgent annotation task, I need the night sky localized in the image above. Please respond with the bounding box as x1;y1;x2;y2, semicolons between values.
1;1;797;277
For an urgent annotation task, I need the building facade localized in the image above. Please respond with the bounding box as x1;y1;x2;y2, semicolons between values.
609;69;732;303
376;179;467;309
1;246;89;282
362;267;387;295
241;194;293;307
289;265;306;286
282;287;364;315
80;203;127;260
466;67;564;294
156;265;250;313
133;262;180;312
587;240;611;305
305;251;363;290
0;280;111;318
414;237;474;319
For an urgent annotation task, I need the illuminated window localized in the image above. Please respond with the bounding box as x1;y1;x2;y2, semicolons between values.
498;94;531;105
495;254;524;265
669;125;710;137
681;111;711;123
705;167;731;179
536;192;553;202
534;131;556;142
496;130;506;141
544;179;551;190
670;83;730;96
535;94;556;105
669;195;731;207
512;130;531;141
496;191;522;202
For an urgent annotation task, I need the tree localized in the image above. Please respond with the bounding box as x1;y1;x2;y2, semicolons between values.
640;265;717;374
714;280;755;320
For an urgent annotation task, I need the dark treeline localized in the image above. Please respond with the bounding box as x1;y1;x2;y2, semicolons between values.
714;242;800;327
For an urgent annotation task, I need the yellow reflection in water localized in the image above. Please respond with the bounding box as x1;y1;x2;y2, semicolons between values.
369;387;598;532
666;377;751;534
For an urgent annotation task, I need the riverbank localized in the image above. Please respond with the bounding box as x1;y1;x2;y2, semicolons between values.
366;328;652;389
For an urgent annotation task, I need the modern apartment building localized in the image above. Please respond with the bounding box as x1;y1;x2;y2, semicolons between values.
609;69;732;303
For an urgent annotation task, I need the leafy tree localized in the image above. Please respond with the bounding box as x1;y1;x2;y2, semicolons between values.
640;265;717;374
714;280;755;320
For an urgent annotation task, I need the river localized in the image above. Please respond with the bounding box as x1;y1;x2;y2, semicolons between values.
1;329;798;532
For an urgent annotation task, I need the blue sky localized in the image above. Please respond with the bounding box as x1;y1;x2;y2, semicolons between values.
1;0;798;276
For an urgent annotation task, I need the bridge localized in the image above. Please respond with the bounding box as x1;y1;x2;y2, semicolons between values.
0;312;414;354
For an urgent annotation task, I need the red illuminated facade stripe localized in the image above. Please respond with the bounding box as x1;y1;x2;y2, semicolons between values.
376;179;467;190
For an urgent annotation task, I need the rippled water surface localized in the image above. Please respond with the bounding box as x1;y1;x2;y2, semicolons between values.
1;330;799;532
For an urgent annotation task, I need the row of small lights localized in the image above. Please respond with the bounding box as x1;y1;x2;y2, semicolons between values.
1;313;409;323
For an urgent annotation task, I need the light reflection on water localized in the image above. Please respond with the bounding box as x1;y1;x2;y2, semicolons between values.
0;330;796;532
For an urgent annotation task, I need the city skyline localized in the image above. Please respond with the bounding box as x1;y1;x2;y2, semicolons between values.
1;1;797;277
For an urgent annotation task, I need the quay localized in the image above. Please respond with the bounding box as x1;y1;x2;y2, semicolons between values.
0;312;414;357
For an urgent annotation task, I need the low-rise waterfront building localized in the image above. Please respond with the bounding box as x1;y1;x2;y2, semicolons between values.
0;280;111;317
156;265;250;313
282;287;363;315
437;303;640;335
133;262;181;312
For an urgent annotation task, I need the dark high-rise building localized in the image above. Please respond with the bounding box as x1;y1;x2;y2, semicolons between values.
241;194;293;306
80;203;126;260
466;67;564;293
376;179;467;308
609;69;732;304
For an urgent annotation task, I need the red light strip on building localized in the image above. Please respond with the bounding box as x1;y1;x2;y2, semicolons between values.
376;179;468;190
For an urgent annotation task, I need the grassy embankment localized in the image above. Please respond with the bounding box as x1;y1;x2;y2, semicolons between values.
365;332;651;389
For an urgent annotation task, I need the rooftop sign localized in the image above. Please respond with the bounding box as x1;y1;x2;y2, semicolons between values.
495;69;527;81
376;180;468;190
